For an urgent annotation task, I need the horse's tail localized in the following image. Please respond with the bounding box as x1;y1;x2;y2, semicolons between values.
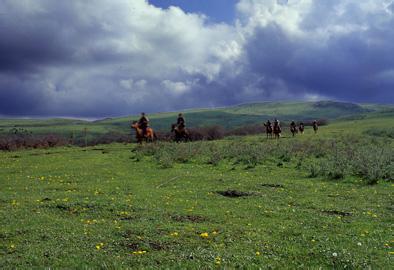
153;131;158;140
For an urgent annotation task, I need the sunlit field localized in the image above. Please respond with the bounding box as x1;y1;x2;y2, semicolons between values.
1;116;393;269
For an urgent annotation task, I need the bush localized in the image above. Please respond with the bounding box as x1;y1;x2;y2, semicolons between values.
307;161;322;178
364;128;394;139
0;133;68;151
188;125;225;141
226;125;264;136
91;132;131;145
352;145;393;184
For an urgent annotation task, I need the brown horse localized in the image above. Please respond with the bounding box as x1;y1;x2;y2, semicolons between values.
131;121;156;143
171;124;189;142
313;121;318;134
298;123;305;134
273;123;281;139
290;126;298;137
264;123;273;138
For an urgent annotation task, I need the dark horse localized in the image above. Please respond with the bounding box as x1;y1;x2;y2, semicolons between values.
273;123;281;139
131;121;156;143
171;124;189;142
264;122;273;138
298;123;305;134
290;122;298;137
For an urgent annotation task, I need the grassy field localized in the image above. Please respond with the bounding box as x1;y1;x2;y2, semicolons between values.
0;116;393;268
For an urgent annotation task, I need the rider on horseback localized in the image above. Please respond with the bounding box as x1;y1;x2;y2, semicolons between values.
273;118;282;138
312;120;318;134
290;121;297;137
264;120;273;138
177;113;185;130
138;112;149;137
299;122;305;134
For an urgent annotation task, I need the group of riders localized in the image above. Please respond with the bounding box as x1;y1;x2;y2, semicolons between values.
131;112;187;142
131;112;319;142
264;119;318;138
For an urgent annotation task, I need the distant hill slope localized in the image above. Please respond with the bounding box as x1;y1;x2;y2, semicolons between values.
0;101;392;137
223;101;371;118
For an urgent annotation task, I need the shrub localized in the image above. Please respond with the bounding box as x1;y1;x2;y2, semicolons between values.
155;150;174;169
92;132;131;145
352;145;393;184
188;125;225;141
307;161;322;178
0;133;68;151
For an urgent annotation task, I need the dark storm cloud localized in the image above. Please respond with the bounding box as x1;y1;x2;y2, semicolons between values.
244;23;394;102
0;0;393;117
236;0;394;103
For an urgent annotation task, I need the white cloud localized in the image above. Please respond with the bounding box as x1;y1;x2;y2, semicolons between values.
161;80;193;95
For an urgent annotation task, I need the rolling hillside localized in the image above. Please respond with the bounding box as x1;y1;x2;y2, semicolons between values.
0;101;392;138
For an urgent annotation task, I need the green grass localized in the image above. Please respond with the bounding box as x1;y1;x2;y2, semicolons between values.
1;120;393;268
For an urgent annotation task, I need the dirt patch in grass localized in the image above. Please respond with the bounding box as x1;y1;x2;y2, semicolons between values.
117;214;136;221
121;230;170;251
42;201;102;215
261;183;284;188
216;190;253;198
170;214;207;223
322;210;352;216
124;241;167;251
29;151;61;156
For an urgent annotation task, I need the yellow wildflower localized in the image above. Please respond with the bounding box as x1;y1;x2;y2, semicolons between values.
215;256;221;265
170;232;179;237
96;242;104;250
256;251;260;256
200;232;209;238
132;250;147;255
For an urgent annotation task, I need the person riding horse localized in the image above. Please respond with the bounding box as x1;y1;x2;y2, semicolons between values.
273;119;281;138
172;113;189;142
264;120;273;138
177;113;185;130
313;120;318;134
298;122;305;134
290;121;297;137
138;112;149;137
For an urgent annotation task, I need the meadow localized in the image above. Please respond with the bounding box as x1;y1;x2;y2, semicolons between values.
0;113;393;269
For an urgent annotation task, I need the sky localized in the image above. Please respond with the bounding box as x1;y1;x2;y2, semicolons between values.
0;0;393;117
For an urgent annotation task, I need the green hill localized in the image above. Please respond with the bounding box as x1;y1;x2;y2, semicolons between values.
0;101;392;138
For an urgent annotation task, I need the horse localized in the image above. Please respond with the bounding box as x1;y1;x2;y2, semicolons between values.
131;121;156;143
313;121;318;134
264;123;273;139
171;123;189;142
298;124;305;134
273;124;281;139
290;125;298;137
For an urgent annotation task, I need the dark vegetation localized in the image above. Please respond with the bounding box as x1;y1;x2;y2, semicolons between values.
364;127;394;139
0;128;68;151
133;137;393;185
